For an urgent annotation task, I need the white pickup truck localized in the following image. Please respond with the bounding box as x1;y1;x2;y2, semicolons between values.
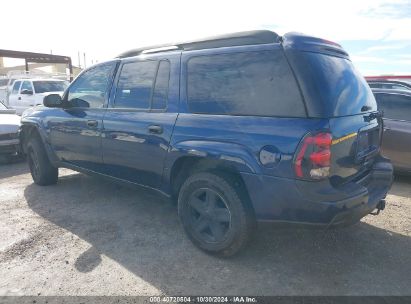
8;78;68;115
0;78;8;104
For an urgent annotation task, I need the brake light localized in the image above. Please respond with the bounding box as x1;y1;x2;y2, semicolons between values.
294;132;332;179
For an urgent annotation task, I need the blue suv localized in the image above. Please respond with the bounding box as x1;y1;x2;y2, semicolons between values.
21;31;393;256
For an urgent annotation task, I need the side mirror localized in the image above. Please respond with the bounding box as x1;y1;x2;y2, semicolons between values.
21;89;33;95
43;94;63;108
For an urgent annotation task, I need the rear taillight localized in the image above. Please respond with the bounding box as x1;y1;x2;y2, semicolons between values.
294;132;332;180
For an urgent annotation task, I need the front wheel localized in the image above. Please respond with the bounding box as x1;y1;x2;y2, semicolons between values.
27;136;58;186
178;172;255;257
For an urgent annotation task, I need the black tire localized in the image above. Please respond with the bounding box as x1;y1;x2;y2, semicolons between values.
27;136;58;186
178;172;255;257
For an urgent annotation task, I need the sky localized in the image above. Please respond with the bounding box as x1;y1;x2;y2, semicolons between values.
1;0;411;76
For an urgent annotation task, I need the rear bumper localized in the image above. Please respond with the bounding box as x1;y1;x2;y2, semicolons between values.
241;156;393;226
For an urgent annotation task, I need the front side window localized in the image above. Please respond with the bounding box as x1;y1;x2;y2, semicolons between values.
20;81;33;92
187;50;305;117
375;93;411;121
67;62;116;108
33;81;68;93
12;81;21;94
114;61;158;109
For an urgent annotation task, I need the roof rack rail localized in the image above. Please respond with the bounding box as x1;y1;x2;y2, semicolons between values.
141;45;180;54
117;30;279;58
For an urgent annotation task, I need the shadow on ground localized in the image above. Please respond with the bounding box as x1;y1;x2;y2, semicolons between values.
0;160;28;179
24;172;411;295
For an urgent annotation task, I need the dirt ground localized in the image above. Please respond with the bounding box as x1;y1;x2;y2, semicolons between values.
0;160;410;296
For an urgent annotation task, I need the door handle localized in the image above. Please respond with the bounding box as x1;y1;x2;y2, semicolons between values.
383;127;391;131
18;97;21;100
87;120;98;127
148;125;163;134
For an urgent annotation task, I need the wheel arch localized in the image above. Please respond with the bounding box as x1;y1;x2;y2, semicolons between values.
168;155;256;218
20;121;58;165
20;123;42;154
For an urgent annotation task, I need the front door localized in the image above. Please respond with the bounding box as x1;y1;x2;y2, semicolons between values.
47;61;118;172
8;80;22;114
102;55;179;188
375;92;411;171
19;80;36;113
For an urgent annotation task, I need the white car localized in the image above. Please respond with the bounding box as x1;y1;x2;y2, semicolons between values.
8;79;68;115
0;101;20;158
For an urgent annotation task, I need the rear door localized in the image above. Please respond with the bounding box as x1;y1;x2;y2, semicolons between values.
375;92;411;171
101;52;180;188
47;61;117;171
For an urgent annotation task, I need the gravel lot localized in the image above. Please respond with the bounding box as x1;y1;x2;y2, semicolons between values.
0;160;410;296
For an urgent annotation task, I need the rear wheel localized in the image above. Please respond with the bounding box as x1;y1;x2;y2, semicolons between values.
27;136;58;186
178;172;254;256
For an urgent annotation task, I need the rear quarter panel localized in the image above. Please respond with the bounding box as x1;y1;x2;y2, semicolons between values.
166;45;329;180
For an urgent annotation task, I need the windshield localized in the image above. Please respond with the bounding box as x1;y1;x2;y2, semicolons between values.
8;79;16;87
33;81;68;93
288;51;377;117
0;79;8;87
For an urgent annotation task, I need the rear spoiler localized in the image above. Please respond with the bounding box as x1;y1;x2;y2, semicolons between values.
281;32;349;59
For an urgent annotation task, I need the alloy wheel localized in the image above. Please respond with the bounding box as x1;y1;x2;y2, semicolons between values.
188;188;232;243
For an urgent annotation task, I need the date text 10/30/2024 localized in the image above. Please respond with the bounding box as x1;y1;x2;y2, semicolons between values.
149;296;257;303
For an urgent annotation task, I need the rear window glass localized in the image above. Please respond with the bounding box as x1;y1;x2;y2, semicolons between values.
33;81;68;93
187;50;306;117
288;51;377;117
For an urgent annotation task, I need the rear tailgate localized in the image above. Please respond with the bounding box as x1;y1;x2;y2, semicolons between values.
283;33;381;181
329;113;382;182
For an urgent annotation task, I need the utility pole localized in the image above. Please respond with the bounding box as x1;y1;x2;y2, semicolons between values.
78;51;81;69
83;52;86;69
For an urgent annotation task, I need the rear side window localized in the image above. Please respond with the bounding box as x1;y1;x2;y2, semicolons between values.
375;93;411;121
152;61;170;110
115;61;158;109
187;50;305;117
12;81;21;94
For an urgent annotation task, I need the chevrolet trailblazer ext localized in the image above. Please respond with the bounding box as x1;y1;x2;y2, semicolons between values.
20;31;393;256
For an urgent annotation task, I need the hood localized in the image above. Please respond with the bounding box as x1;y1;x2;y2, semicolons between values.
0;113;20;134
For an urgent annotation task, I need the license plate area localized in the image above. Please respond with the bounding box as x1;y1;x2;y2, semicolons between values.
355;126;380;163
